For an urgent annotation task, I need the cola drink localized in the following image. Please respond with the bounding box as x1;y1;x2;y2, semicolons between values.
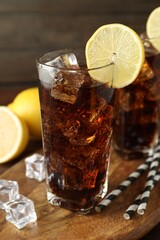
113;45;160;159
37;49;115;213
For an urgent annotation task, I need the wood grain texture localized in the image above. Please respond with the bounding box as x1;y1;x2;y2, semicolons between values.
0;0;160;85
0;150;160;240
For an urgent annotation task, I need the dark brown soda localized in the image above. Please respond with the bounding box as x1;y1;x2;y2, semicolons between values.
39;71;114;212
113;51;160;159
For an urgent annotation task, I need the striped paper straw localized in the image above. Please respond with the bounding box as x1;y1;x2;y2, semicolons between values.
123;194;142;220
95;156;153;213
124;170;160;219
155;144;160;152
137;152;160;215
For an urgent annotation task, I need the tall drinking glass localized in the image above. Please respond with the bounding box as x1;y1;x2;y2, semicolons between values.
37;49;115;213
113;36;160;159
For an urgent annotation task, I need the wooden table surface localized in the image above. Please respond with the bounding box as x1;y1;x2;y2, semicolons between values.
0;87;160;240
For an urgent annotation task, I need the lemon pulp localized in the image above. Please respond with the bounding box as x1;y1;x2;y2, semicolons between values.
0;106;29;163
85;23;145;88
146;6;160;51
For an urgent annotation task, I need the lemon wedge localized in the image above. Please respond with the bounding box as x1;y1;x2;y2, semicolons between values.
146;6;160;51
85;23;145;88
0;106;29;163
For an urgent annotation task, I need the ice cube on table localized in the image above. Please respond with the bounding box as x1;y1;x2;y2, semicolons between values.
4;194;37;229
0;179;19;209
38;53;80;89
25;153;45;182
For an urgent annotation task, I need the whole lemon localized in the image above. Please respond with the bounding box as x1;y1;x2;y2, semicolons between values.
8;87;42;140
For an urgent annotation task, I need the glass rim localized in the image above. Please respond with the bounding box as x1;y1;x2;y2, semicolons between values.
36;48;114;73
140;33;160;54
140;32;160;41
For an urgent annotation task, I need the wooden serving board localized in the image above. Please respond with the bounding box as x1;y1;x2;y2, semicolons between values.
0;149;160;240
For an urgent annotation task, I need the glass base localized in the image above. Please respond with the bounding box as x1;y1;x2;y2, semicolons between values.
47;191;94;214
46;180;108;214
114;145;154;160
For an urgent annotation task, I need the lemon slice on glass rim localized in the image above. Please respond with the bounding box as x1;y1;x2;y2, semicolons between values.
146;6;160;51
85;23;145;88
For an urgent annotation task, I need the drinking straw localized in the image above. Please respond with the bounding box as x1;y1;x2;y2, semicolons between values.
123;194;142;220
123;169;160;219
137;152;160;215
95;155;153;213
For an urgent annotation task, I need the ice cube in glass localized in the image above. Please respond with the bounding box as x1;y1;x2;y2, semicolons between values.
0;179;19;209
25;153;45;182
38;53;80;89
4;194;37;229
50;53;84;104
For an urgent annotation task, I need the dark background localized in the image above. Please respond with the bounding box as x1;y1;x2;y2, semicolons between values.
0;0;160;87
